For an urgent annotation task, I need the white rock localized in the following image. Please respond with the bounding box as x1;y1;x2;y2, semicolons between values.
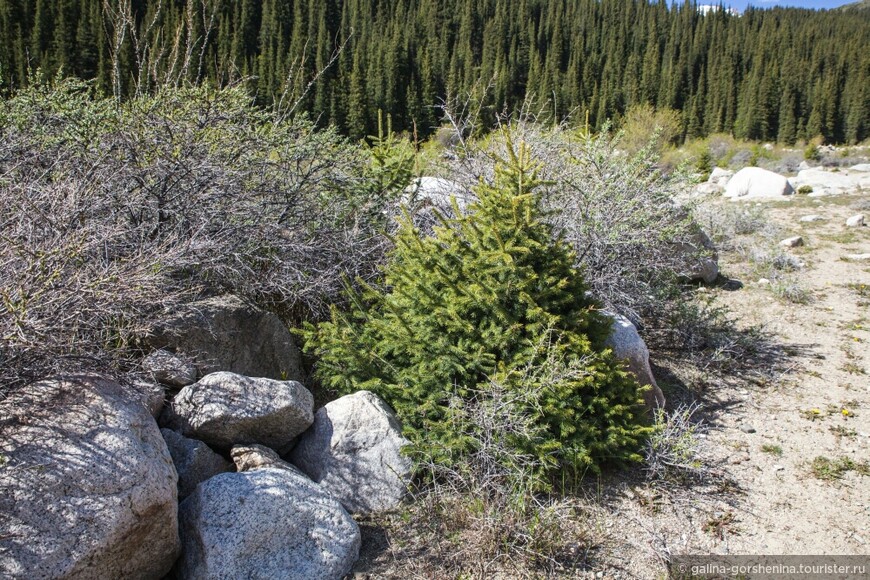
178;467;360;580
799;215;825;223
798;160;812;171
290;391;413;515
757;278;771;285
792;168;870;196
850;163;870;172
694;182;724;196
724;167;795;199
845;253;870;261
779;236;804;248
603;312;665;412
708;167;734;187
163;371;314;453
405;176;472;211
846;214;865;228
0;375;180;579
161;428;232;499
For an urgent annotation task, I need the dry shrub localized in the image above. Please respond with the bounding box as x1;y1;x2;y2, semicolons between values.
0;78;405;393
436;112;705;323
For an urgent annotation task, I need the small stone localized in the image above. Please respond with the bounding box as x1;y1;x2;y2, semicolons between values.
730;452;750;464
844;253;870;261
740;425;756;434
799;215;825;223
779;236;804;248
846;214;865;228
757;278;770;285
773;465;785;472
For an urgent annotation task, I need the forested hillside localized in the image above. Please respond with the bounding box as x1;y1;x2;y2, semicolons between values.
1;0;868;143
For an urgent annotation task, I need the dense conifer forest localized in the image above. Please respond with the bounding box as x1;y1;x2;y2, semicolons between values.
0;0;868;143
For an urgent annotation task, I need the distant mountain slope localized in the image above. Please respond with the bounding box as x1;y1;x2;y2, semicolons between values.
839;0;870;10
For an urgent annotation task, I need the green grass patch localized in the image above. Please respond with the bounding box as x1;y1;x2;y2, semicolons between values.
810;456;870;481
760;444;783;456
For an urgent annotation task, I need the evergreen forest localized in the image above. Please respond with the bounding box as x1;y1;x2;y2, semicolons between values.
1;0;868;143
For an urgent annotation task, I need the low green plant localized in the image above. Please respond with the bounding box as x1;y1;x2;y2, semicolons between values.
810;456;870;481
760;444;783;456
804;142;821;161
305;139;650;480
797;185;814;195
771;277;813;304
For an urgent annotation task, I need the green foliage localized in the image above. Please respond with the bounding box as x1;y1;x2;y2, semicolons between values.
305;138;650;479
1;0;868;143
620;104;682;154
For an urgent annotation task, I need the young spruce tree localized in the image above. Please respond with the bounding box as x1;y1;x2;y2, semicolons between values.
305;138;649;479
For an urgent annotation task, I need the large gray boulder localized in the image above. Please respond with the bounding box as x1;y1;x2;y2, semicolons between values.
290;391;412;515
724;167;794;199
143;349;197;389
163;371;314;454
177;467;360;580
146;294;304;381
0;375;180;579
603;313;666;413
161;429;232;499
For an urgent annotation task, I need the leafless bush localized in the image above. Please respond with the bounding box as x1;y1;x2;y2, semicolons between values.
645;402;710;482
434;101;705;322
0;79;403;394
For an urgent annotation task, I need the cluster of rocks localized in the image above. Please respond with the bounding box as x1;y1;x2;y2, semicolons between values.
0;296;412;580
1;295;666;578
695;163;870;199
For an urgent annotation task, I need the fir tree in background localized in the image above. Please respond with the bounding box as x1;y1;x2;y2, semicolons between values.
305;138;650;479
0;0;867;142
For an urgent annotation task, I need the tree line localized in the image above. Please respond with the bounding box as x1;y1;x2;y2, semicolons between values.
1;0;868;143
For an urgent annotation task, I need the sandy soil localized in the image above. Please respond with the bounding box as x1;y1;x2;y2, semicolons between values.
352;190;870;579
594;192;870;577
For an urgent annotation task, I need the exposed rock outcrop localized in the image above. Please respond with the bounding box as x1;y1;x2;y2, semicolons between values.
791;168;870;196
0;375;180;579
290;391;412;515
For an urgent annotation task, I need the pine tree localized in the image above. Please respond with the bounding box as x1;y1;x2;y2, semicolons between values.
305;138;650;477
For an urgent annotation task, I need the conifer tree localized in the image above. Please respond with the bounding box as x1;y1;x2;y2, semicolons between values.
305;137;650;477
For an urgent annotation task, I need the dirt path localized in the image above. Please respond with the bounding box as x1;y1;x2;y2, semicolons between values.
606;193;870;576
707;194;870;554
